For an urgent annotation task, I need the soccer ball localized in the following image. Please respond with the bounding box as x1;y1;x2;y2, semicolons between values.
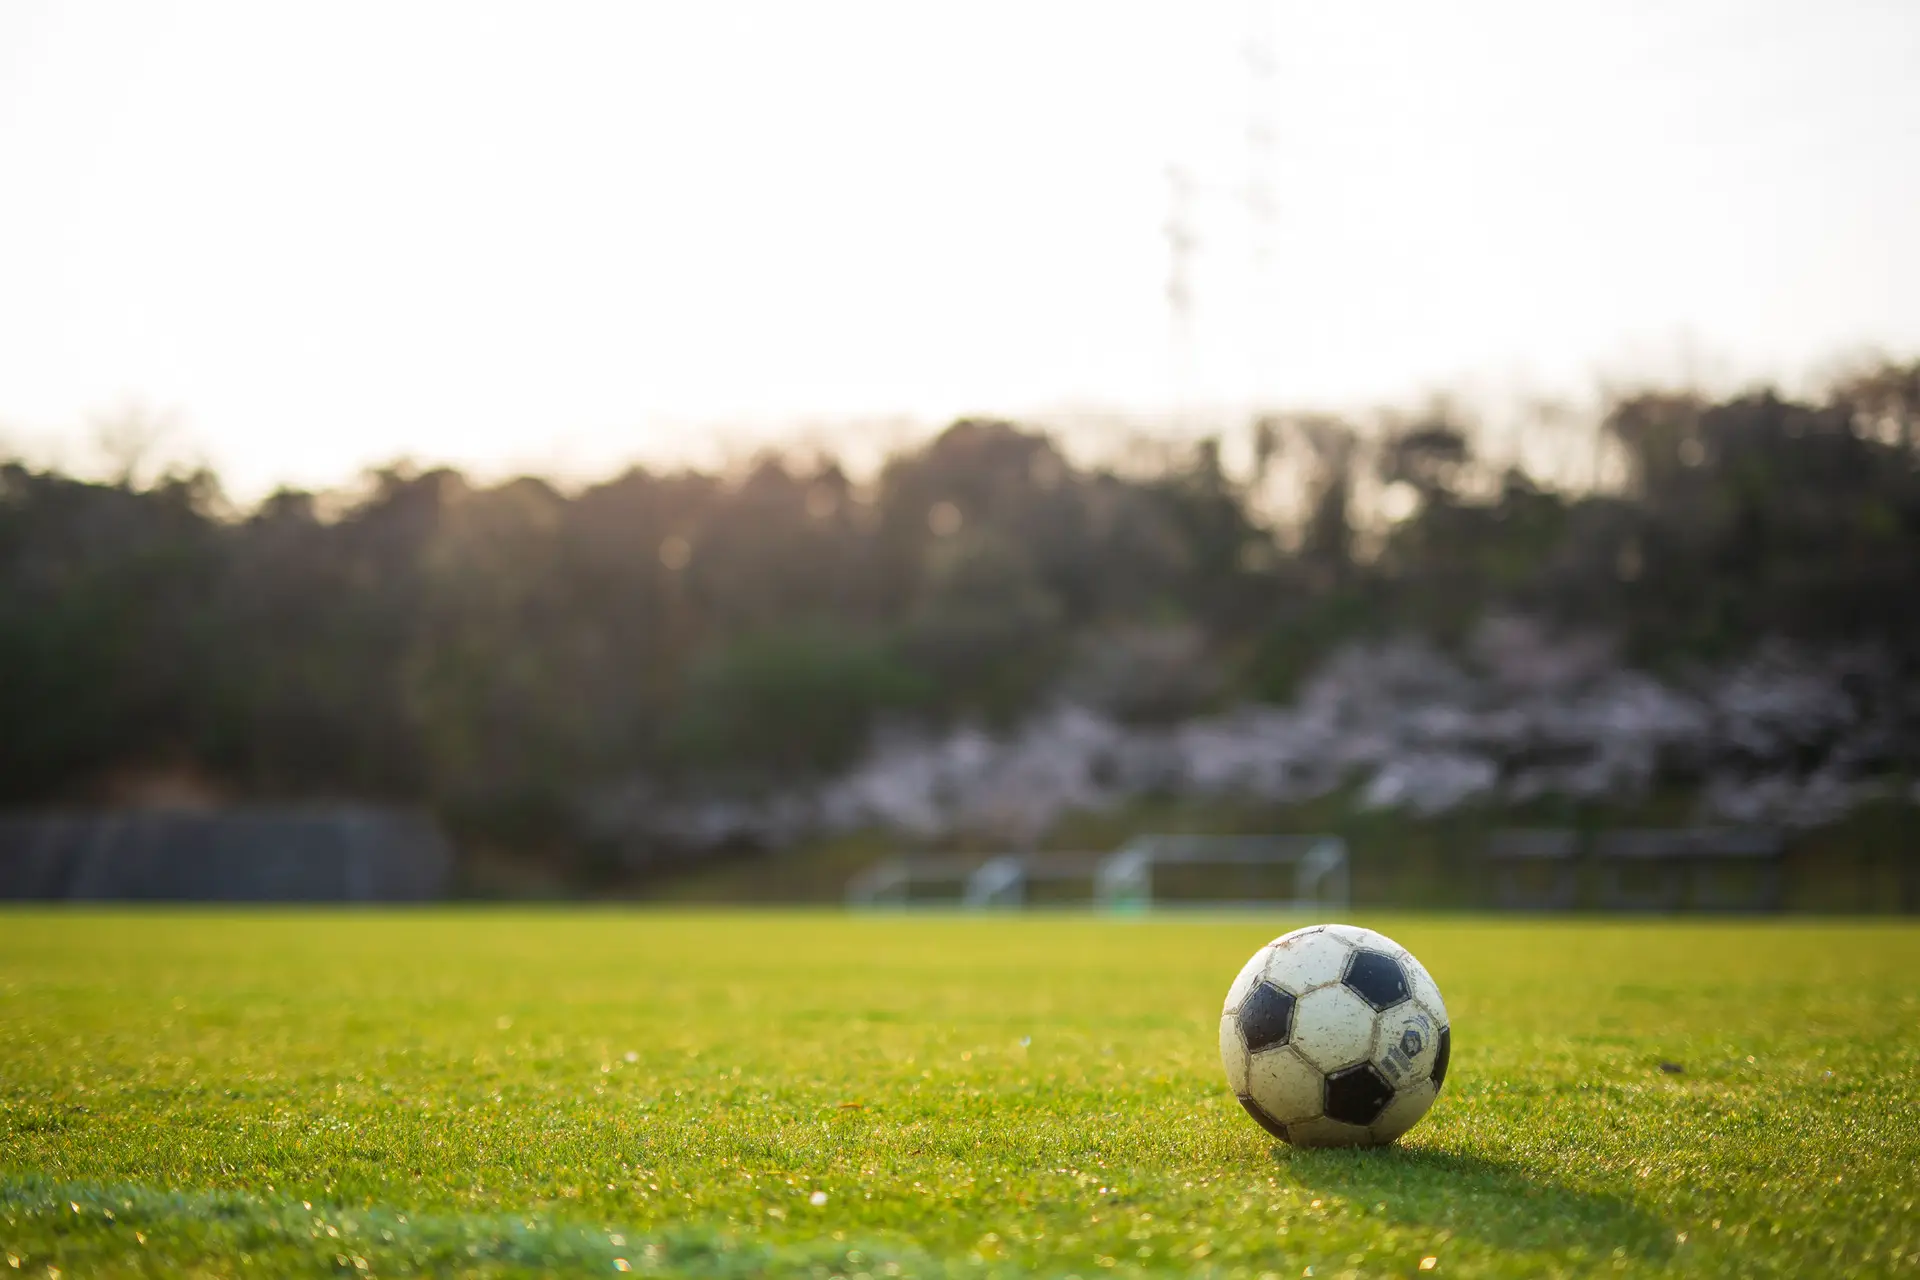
1219;923;1450;1147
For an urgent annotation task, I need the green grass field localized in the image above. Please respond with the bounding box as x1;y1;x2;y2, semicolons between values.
2;912;1916;1278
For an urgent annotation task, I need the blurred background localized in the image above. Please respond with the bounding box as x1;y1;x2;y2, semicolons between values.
2;1;1917;909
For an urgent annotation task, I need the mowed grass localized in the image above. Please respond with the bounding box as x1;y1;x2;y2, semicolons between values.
2;912;1917;1278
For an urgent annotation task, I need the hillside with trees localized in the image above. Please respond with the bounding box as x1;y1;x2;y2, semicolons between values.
3;361;1917;874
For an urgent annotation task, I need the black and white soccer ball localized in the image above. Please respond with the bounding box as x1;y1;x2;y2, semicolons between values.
1219;924;1450;1147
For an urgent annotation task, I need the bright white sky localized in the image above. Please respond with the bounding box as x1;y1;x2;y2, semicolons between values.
1;0;1916;496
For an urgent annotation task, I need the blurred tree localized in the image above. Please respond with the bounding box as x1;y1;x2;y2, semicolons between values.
903;528;1065;722
666;627;928;777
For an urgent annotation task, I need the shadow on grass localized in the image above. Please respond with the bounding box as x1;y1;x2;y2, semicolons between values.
1278;1144;1676;1266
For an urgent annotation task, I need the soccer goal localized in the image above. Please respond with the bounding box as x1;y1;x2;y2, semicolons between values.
1093;834;1350;913
845;833;1349;913
843;852;1108;909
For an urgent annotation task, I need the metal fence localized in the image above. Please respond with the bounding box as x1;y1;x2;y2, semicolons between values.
0;807;452;902
1482;827;1787;912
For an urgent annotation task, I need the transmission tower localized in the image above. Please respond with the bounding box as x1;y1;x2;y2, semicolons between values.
1243;0;1280;419
1165;163;1198;429
1164;3;1282;432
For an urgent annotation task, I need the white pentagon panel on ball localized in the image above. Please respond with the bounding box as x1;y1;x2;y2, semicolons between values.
1284;1116;1376;1149
1368;1000;1442;1092
1245;1044;1324;1124
1368;1077;1438;1145
1288;984;1378;1073
1223;946;1272;1014
1318;923;1377;947
1402;953;1449;1026
1271;924;1323;946
1262;930;1353;992
1219;1014;1250;1095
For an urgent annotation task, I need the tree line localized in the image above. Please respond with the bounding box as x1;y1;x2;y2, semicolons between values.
3;360;1916;850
